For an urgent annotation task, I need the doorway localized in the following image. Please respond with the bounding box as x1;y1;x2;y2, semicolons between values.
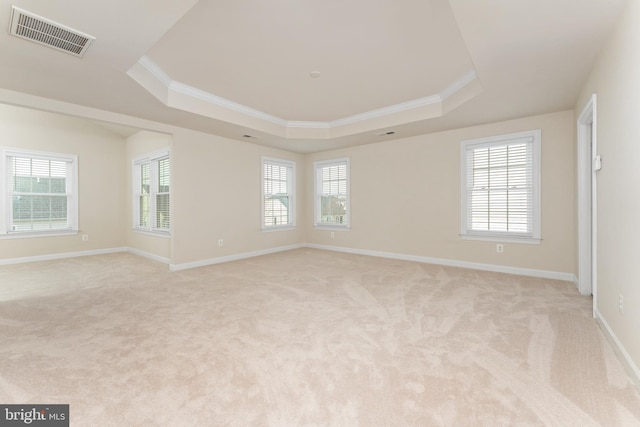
577;94;597;316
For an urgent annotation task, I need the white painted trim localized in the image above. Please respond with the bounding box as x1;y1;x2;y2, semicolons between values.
595;308;640;389
577;95;598;312
0;230;79;240
460;129;542;242
0;147;79;236
328;95;441;128
0;246;171;266
0;247;128;266
287;121;331;129
132;229;171;239
132;148;171;234
138;56;173;87
169;244;304;272
126;247;170;265
314;157;350;228
131;57;480;133
304;243;577;283
261;156;296;230
169;81;288;127
460;234;541;245
0;242;576;284
440;70;479;101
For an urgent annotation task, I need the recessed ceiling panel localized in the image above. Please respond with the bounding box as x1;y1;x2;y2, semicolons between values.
145;0;476;122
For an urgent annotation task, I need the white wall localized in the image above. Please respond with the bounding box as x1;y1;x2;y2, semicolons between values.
0;104;307;267
306;111;576;277
575;0;640;379
0;104;127;260
0;103;575;277
169;128;306;266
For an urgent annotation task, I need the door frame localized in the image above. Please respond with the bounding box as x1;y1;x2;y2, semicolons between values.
577;94;598;316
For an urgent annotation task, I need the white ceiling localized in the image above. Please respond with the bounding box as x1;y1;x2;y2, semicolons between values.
0;0;626;153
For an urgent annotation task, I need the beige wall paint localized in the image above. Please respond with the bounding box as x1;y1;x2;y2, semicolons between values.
126;130;172;260
306;110;576;275
0;104;127;259
170;128;305;265
576;0;640;375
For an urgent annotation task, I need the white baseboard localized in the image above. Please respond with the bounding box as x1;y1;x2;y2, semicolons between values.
594;308;640;389
0;247;128;266
305;243;577;283
169;244;305;272
0;247;170;266
126;248;170;265
0;243;578;284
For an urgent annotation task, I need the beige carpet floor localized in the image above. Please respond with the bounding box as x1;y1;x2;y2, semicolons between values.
0;248;639;426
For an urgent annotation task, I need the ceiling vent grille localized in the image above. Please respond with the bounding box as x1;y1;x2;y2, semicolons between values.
9;6;95;57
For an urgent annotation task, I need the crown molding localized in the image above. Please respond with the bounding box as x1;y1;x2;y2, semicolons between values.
138;56;173;87
129;56;481;139
440;70;478;100
169;81;287;127
329;94;442;128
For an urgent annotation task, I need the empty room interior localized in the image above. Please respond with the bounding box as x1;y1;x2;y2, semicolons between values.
1;0;640;425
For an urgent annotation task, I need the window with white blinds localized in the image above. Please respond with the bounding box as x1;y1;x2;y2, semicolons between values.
262;157;295;229
314;158;349;228
1;148;78;237
460;130;541;243
133;149;170;234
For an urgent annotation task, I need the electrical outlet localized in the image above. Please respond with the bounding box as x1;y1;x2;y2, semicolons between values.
619;294;624;313
496;244;504;253
218;239;224;247
82;234;89;242
330;232;335;239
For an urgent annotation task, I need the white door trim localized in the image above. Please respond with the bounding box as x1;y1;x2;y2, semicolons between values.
577;94;598;316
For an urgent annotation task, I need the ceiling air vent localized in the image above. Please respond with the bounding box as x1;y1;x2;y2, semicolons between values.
9;6;95;57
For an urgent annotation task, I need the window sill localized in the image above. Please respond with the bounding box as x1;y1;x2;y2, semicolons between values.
262;225;296;232
0;230;78;240
314;225;350;232
461;234;541;245
133;229;171;238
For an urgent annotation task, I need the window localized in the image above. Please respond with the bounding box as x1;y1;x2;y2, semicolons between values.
314;158;349;228
262;157;295;229
461;130;541;243
133;149;170;234
0;148;78;237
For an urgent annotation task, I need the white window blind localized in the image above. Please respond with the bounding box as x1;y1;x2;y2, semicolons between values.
1;148;78;236
461;130;540;242
315;158;349;228
262;157;295;229
133;149;170;234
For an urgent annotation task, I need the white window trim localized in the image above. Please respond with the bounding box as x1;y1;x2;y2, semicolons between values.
460;130;541;244
261;156;296;231
314;157;350;230
0;147;78;239
132;148;170;236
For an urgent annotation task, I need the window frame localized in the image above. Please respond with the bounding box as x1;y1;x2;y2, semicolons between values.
261;156;296;231
460;130;541;244
132;148;170;236
0;147;78;239
314;157;350;230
